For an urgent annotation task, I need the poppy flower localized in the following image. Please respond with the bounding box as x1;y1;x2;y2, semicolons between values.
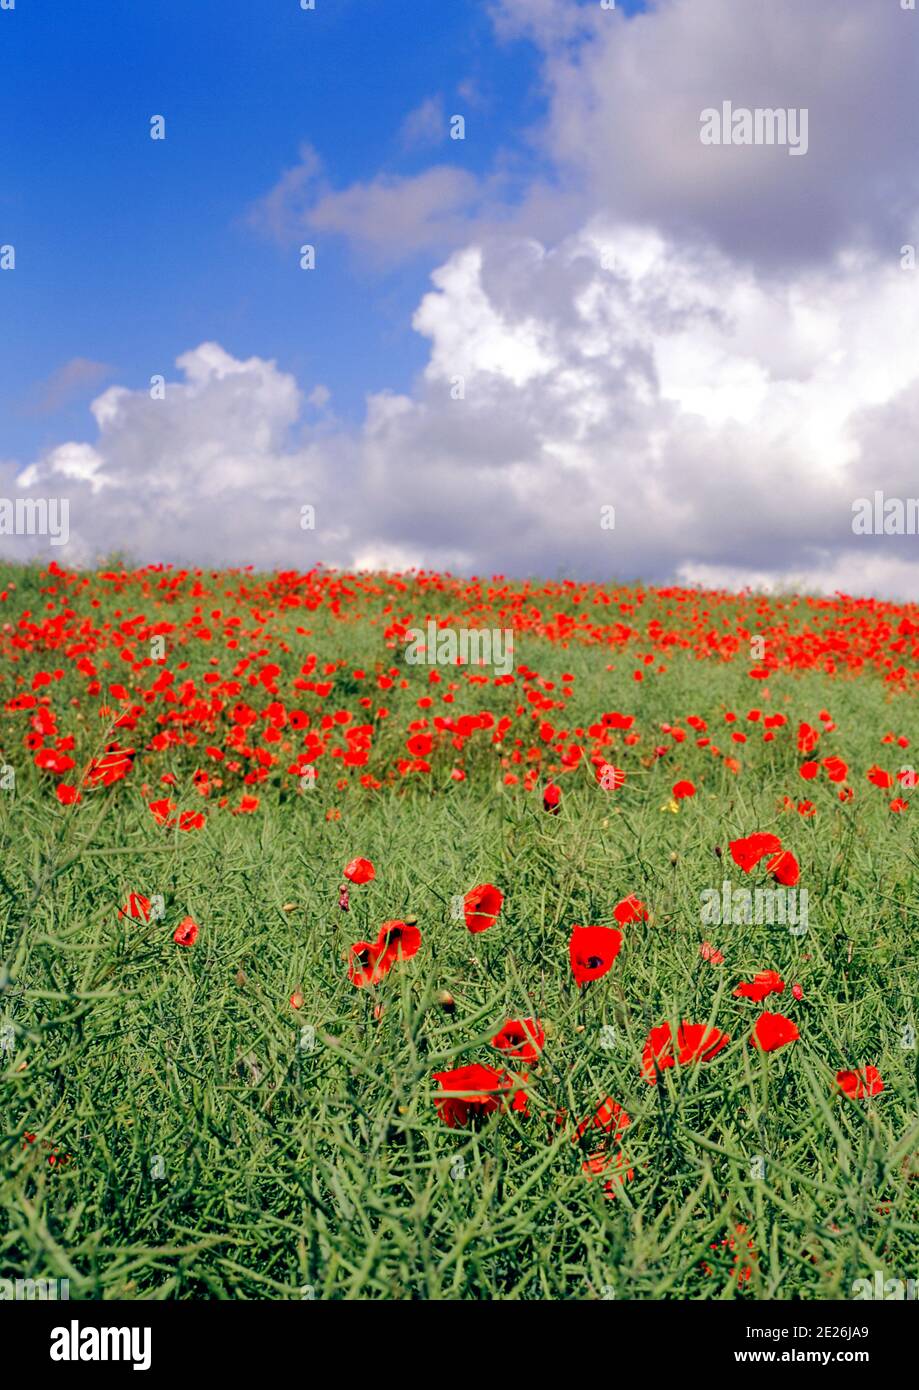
729;832;781;874
55;783;81;806
543;782;561;814
613;894;648;925
581;1149;634;1193
173;916;199;947
119;892;153;923
432;1063;520;1128
344;857;375;885
672;780;696;799
766;849;799;886
867;765;893;789
703;1225;758;1285
491;1017;545;1064
569;925;623;986
836;1066;884;1099
750;1011;799;1052
463;883;503;933
348;918;421;987
700;940;725;965
733;970;785;1003
83;743;135;788
34;748;76;775
642;1020;730;1082
572;1096;630;1145
797;723;819;754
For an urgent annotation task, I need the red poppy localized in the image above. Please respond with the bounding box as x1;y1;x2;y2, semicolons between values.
700;940;725;964
642;1020;730;1082
432;1063;520;1128
733;970;785;1003
613;894;648;925
463;883;503;933
867;765;893;789
491;1017;545;1063
543;782;561;814
569;925;623;986
348;918;421;987
766;849;799;886
173;916;199;947
55;783;81;806
672;780;696;799
572;1096;630;1145
729;832;781;873
83;743;135;788
750;1011;799;1051
119;892;153;923
581;1148;634;1193
836;1066;884;1099
34;748;76;775
344;857;375;885
797;723;819;754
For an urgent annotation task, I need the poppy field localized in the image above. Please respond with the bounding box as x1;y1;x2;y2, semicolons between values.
1;559;918;1300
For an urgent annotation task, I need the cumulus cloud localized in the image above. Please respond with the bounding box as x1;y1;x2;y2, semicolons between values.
12;226;919;596
248;141;500;264
494;0;919;265
10;0;919;597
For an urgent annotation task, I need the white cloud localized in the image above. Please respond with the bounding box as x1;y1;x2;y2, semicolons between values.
493;0;919;264
11;0;919;598
11;226;919;597
399;96;446;150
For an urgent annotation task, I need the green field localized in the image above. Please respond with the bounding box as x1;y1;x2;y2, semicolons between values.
1;562;917;1299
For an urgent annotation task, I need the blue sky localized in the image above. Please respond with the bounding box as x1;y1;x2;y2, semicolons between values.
1;0;641;461
4;0;919;598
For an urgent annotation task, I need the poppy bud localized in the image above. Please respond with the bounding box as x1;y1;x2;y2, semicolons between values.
235;969;248;988
437;990;455;1013
714;845;723;858
338;884;350;912
290;991;304;1010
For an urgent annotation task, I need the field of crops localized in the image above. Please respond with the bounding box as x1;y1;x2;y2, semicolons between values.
1;560;917;1300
